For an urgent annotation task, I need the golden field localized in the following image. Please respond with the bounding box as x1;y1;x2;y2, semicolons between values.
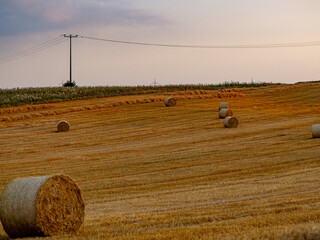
0;83;320;240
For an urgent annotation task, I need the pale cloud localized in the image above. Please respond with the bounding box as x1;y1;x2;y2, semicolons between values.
0;0;164;36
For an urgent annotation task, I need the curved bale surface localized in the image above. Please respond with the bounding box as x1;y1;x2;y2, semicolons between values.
219;102;229;110
0;174;85;238
224;116;239;128
312;124;320;138
57;120;70;132
219;109;233;119
164;97;177;107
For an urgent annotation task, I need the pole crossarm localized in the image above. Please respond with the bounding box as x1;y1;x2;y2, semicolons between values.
63;34;79;38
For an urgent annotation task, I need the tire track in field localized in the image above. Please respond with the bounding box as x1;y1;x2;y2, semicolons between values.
85;144;319;182
82;146;319;196
87;180;320;215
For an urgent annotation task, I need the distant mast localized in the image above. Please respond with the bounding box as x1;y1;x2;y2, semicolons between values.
152;78;159;87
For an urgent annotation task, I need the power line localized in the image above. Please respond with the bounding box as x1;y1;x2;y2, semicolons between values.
80;35;320;49
0;36;66;64
0;37;66;64
2;34;320;65
1;33;320;65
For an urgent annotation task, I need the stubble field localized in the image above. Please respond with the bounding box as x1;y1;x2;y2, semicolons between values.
0;83;320;239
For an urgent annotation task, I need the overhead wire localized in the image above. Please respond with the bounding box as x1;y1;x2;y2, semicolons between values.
80;35;320;49
1;34;320;65
0;36;66;64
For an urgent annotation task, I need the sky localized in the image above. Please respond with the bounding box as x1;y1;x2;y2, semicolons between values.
0;0;320;88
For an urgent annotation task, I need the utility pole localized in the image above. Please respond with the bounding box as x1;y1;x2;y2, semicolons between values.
63;34;78;85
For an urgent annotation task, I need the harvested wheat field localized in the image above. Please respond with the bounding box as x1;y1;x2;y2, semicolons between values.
1;83;320;240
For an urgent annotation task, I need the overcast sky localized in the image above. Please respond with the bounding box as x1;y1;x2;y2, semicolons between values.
0;0;320;88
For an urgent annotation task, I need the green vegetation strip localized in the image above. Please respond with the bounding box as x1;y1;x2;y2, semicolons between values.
0;82;268;107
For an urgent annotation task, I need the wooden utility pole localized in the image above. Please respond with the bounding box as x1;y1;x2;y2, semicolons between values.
63;34;78;85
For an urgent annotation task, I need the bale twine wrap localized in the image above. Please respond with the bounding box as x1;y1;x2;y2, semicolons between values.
219;109;233;118
312;124;320;138
219;102;229;110
0;174;85;238
57;120;70;132
224;116;239;128
164;97;177;107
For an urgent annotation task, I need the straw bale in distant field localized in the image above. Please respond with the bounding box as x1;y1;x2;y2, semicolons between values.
219;102;229;110
219;109;233;118
57;120;70;132
312;124;320;138
0;174;85;238
224;116;239;128
164;97;177;107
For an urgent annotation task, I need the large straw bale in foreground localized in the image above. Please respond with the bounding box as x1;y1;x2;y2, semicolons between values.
164;97;177;107
224;116;239;128
219;109;233;118
0;174;85;238
312;124;320;138
281;225;320;240
219;102;229;110
57;120;70;132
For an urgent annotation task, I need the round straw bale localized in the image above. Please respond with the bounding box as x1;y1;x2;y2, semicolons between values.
164;97;177;107
0;174;85;238
224;116;239;128
57;120;70;132
219;102;229;110
312;124;320;138
219;109;233;118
